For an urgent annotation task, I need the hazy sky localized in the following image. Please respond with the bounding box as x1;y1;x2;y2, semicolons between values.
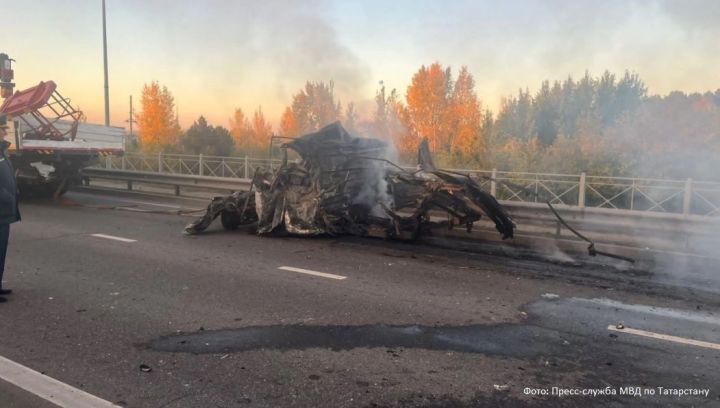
3;0;719;128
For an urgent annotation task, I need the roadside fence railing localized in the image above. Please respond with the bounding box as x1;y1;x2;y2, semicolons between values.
98;152;720;217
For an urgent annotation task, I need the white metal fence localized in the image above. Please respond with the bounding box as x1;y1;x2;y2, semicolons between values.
103;152;281;179
99;153;720;217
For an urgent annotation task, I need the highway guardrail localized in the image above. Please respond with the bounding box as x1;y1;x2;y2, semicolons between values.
81;168;720;259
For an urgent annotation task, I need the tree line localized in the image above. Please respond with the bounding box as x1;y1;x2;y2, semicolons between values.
133;65;720;180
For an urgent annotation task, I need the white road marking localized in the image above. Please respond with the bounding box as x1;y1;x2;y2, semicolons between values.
75;188;210;203
102;197;181;209
278;266;347;280
607;325;720;351
582;298;720;325
91;233;137;243
72;191;185;208
0;354;120;408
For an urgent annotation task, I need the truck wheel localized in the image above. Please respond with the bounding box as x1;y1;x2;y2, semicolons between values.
220;210;242;230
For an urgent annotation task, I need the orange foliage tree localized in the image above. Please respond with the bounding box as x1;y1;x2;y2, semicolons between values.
135;81;181;152
229;108;253;151
251;107;272;147
282;81;341;136
229;106;273;153
403;63;453;153
448;67;485;160
400;63;485;161
280;106;299;137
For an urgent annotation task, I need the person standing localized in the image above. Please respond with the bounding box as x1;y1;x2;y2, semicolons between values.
0;114;20;303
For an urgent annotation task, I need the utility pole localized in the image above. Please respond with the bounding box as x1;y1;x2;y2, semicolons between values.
126;95;137;149
102;0;110;126
127;95;136;135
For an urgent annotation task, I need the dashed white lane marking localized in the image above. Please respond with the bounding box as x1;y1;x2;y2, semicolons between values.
91;233;137;243
0;354;120;407
608;325;720;351
278;266;347;280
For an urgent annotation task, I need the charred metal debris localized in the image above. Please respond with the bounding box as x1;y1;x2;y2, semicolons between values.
184;122;515;240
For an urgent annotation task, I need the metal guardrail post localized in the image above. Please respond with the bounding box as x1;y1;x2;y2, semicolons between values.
121;155;126;170
683;178;693;215
578;172;586;209
158;152;163;173
105;155;111;169
490;169;497;197
245;156;249;179
199;154;204;176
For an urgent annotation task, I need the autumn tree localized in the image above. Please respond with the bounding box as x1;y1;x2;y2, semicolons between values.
447;66;484;160
229;108;254;151
280;106;299;137
229;107;273;153
371;83;406;144
251;106;272;148
400;63;487;164
181;116;234;156
135;81;181;152
286;81;341;135
403;63;453;152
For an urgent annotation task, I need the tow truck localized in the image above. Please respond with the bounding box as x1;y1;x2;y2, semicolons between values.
0;52;125;197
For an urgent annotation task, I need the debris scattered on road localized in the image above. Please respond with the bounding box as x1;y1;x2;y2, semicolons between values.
541;293;560;299
616;323;625;330
184;122;515;241
139;364;152;373
493;384;510;391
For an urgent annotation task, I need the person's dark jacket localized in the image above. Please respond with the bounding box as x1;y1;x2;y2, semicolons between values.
0;140;20;224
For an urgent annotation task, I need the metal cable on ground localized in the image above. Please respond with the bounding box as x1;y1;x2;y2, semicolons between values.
446;171;636;264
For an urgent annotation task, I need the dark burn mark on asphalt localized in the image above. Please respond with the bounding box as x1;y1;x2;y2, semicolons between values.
148;323;568;357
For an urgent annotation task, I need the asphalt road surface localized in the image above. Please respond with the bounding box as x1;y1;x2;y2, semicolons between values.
0;186;718;407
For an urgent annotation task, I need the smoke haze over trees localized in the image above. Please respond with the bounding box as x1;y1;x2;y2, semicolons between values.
134;67;720;181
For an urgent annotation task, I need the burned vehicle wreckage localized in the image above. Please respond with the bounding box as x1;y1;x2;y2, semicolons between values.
184;122;515;241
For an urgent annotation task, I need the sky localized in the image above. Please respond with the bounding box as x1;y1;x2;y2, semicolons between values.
3;0;719;129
